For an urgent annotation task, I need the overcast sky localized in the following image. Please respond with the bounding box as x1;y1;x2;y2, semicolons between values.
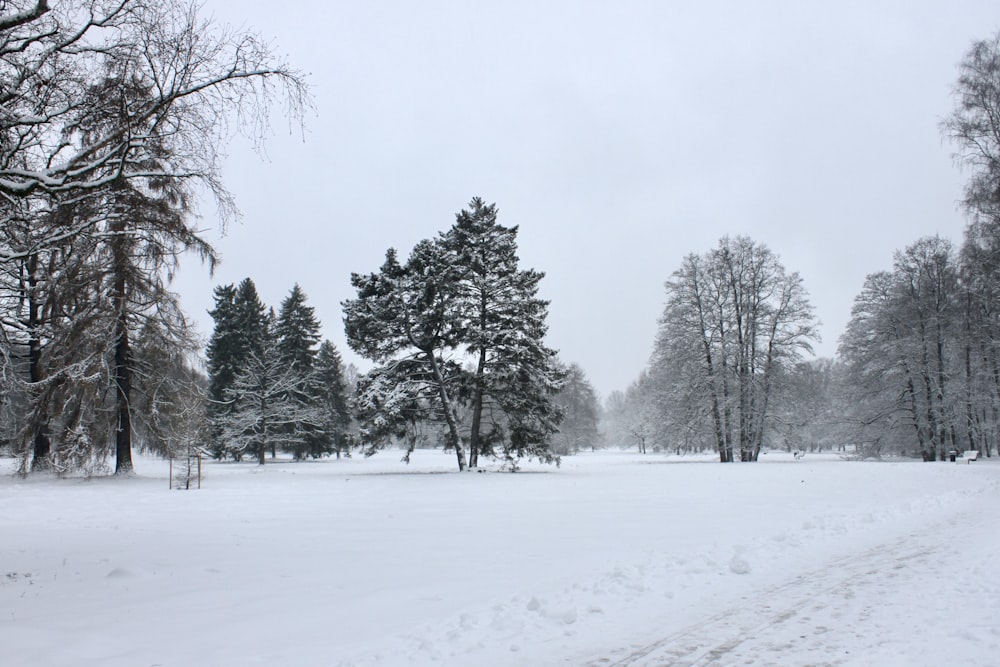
173;1;999;398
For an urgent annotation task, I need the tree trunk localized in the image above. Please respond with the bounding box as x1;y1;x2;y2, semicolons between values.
468;347;487;469
111;219;134;475
899;350;930;460
718;319;734;463
964;298;978;451
113;304;134;475
258;395;267;465
26;254;52;470
695;287;726;462
426;350;465;471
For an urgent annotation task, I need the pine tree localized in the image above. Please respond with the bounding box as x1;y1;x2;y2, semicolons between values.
440;197;564;468
344;245;468;470
344;198;563;471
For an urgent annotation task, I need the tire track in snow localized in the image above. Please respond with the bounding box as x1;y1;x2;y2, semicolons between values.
587;523;952;667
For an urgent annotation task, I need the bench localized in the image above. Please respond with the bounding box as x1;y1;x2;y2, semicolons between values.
961;450;981;464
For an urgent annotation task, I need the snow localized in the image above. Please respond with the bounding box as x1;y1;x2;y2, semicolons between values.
2;450;998;666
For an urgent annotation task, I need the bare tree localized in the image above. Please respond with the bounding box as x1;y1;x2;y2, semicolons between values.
943;29;1000;229
0;1;307;209
944;30;1000;458
651;237;818;461
551;361;600;455
839;237;971;461
0;0;309;474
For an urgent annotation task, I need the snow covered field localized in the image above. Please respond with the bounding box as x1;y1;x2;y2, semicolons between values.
2;450;998;666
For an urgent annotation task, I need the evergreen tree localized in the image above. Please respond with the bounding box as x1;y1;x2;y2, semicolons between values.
206;278;267;460
440;198;563;468
276;284;321;371
315;340;352;458
345;244;468;470
220;313;321;465
275;284;324;459
234;279;268;360
206;285;239;407
344;197;563;471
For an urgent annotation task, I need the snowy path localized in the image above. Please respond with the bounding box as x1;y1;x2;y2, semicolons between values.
589;507;1000;667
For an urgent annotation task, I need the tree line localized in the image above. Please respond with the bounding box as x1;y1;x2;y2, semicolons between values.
604;31;1000;462
4;4;1000;473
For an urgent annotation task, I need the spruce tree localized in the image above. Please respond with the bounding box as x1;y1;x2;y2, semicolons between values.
234;278;268;360
221;311;321;465
206;284;239;407
275;284;324;458
276;284;321;371
206;278;267;459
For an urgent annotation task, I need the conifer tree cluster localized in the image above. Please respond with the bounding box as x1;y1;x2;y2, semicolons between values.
206;280;351;464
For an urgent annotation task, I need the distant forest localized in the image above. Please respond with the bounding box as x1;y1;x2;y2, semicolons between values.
3;3;1000;474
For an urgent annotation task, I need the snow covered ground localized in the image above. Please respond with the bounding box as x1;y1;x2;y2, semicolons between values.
1;450;998;666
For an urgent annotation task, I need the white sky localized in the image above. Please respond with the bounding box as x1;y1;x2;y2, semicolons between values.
173;0;1000;398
